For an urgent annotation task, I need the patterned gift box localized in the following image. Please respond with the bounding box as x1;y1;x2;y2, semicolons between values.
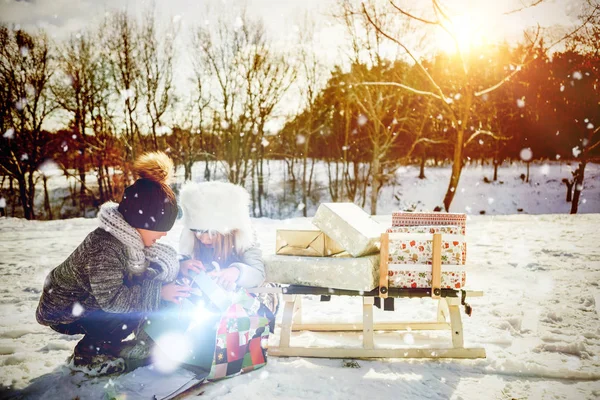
264;253;380;291
312;202;384;257
386;225;466;265
276;227;345;257
392;211;466;235
388;264;466;289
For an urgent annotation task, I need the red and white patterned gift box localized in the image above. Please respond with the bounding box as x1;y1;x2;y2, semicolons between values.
386;225;466;265
392;212;466;235
388;265;466;289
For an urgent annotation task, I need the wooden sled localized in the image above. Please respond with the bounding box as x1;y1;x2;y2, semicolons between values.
250;285;485;359
252;230;485;359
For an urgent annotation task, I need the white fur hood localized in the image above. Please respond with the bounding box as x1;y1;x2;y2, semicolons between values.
178;181;253;256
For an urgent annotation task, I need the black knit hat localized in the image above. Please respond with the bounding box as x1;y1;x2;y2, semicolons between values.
117;152;178;232
118;178;178;232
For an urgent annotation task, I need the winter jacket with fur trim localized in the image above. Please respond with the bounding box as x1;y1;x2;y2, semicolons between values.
230;246;266;288
36;228;164;327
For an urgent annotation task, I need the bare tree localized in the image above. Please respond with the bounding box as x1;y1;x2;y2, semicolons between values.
139;8;178;150
0;27;55;219
107;11;141;163
568;0;600;213
356;0;541;211
338;0;422;214
192;9;294;211
52;28;115;209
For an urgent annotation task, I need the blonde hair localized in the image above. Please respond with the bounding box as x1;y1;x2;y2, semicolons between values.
194;230;239;265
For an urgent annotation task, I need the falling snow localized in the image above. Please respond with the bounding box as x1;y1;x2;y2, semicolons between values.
72;302;84;317
519;148;533;161
38;160;61;177
357;114;368;126
3;128;15;139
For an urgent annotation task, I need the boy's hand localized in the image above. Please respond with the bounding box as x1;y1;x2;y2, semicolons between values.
209;267;240;292
161;282;192;304
179;259;205;277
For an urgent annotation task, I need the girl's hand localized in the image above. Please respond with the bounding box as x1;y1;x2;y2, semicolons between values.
180;259;205;277
161;282;193;304
209;267;240;292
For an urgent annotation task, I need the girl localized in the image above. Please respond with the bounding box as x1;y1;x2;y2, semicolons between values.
178;181;265;290
174;181;277;380
36;152;191;374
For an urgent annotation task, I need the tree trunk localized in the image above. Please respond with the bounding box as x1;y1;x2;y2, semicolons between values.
301;140;310;217
97;164;106;204
104;165;113;200
17;176;32;220
443;128;465;212
370;155;380;215
419;155;426;179
308;158;315;197
526;162;530;183
43;175;52;220
570;162;587;214
251;162;257;217
27;171;36;220
204;159;210;181
258;153;264;218
563;179;574;202
493;159;499;181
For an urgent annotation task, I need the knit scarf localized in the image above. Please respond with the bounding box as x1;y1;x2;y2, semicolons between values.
98;202;179;282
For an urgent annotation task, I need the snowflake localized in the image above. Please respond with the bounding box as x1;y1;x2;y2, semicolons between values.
3;128;15;139
519;148;533;161
72;302;84;317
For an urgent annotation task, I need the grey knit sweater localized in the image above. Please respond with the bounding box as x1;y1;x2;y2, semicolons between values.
36;228;164;327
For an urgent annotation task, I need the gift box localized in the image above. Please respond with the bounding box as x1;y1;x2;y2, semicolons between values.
386;225;466;265
392;211;466;235
264;253;380;291
312;203;384;257
276;227;345;257
388;264;466;289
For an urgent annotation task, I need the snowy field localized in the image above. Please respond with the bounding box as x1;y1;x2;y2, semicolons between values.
0;163;599;399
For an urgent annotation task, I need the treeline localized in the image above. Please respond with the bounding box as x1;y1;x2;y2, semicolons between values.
0;1;599;220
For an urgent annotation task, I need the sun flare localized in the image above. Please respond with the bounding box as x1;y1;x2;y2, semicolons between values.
436;13;487;54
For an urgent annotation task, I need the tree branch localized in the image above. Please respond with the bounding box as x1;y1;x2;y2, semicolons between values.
503;0;544;16
361;2;449;104
475;26;541;97
463;130;512;147
388;0;438;25
356;82;443;100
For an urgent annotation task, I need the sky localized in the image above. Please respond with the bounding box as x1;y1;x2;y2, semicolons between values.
0;0;586;132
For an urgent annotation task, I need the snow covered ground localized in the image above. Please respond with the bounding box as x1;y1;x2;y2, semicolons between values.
0;163;599;399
